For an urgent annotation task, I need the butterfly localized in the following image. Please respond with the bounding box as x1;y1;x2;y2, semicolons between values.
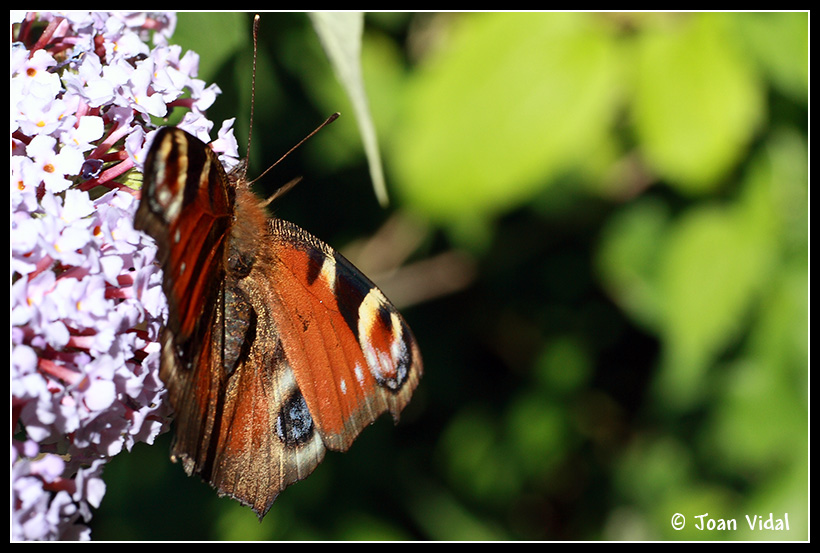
134;124;422;519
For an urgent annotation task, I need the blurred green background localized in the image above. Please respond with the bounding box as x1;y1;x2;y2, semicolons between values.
94;12;807;540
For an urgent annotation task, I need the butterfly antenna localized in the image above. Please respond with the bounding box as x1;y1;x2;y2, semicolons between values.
246;14;261;161
249;112;340;188
258;176;303;208
243;15;338;202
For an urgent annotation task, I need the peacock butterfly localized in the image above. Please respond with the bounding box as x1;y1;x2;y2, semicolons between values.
134;117;422;519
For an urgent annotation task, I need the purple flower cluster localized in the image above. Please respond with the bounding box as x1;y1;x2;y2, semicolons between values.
11;12;239;540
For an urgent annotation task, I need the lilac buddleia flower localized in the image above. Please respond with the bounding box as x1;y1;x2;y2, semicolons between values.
11;11;235;540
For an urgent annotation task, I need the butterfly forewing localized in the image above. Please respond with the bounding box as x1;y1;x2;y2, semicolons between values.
136;128;234;348
135;126;422;520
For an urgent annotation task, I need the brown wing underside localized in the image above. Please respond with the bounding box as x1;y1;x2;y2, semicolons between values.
159;216;421;518
159;274;326;518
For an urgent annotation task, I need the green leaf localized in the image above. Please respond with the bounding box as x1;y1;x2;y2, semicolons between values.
631;13;764;194
390;13;622;224
595;197;671;331
172;12;249;82
654;204;767;407
310;12;388;206
736;12;808;104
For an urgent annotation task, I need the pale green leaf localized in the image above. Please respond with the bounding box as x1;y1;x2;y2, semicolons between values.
655;204;767;407
390;13;622;224
310;12;388;206
631;14;764;194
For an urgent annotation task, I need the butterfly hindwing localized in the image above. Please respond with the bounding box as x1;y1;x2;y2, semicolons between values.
202;268;327;517
265;218;422;452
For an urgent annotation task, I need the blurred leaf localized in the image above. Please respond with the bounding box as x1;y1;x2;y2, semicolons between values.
437;407;520;505
172;12;248;84
410;486;511;540
704;358;805;473
735;457;808;540
654;203;769;407
754;130;808;255
652;127;803;409
595;197;671;331
533;335;593;396
735;12;808;104
215;501;275;540
390;13;622;229
631;13;764;194
310;12;388;206
336;512;412;540
358;30;410;159
613;435;734;540
506;392;569;479
614;435;695;510
699;131;808;540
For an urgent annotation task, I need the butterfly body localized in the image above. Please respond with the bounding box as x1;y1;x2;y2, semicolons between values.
135;127;421;518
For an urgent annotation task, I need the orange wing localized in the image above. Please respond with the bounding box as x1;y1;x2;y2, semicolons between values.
264;218;422;452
